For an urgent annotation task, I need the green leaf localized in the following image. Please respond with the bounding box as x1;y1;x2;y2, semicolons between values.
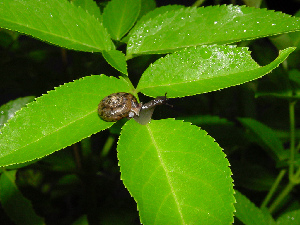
0;75;132;167
136;45;295;98
0;0;114;52
102;50;128;75
103;0;141;40
73;0;102;21
288;9;300;51
276;209;300;224
177;115;234;126
0;170;44;225
234;190;275;225
238;117;286;161
177;115;246;149
118;119;234;224
127;5;300;56
138;0;156;20
129;4;184;39
0;96;35;130
124;4;184;52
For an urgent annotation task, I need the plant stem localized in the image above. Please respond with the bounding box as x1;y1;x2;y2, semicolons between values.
261;169;286;208
268;100;299;213
289;100;297;181
269;181;295;213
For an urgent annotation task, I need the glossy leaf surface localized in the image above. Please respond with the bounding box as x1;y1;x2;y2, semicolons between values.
0;75;132;167
0;0;114;52
127;5;300;56
0;170;44;225
103;0;141;40
128;4;184;39
118;119;234;224
136;46;295;97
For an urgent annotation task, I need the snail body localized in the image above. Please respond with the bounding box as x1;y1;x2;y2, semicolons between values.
142;94;167;110
136;94;168;125
98;92;142;122
98;92;169;122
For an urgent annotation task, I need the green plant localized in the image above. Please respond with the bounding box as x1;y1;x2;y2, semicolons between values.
0;0;300;224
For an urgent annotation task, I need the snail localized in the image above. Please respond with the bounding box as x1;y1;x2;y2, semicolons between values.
98;92;168;123
98;92;142;122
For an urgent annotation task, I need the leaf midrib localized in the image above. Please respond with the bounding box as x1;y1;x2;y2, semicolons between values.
147;125;185;224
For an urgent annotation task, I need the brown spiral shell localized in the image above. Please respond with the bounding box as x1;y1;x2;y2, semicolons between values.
98;92;142;122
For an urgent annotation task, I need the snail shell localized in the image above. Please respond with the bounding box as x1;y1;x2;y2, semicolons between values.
98;92;142;122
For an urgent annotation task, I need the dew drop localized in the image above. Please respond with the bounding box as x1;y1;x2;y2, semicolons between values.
200;49;212;59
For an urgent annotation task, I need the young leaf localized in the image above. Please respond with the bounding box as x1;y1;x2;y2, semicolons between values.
127;5;300;56
102;50;128;75
234;190;275;225
103;0;141;40
238;117;286;161
0;0;114;52
0;96;35;130
0;170;44;225
118;119;234;224
0;75;132;167
136;45;295;98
